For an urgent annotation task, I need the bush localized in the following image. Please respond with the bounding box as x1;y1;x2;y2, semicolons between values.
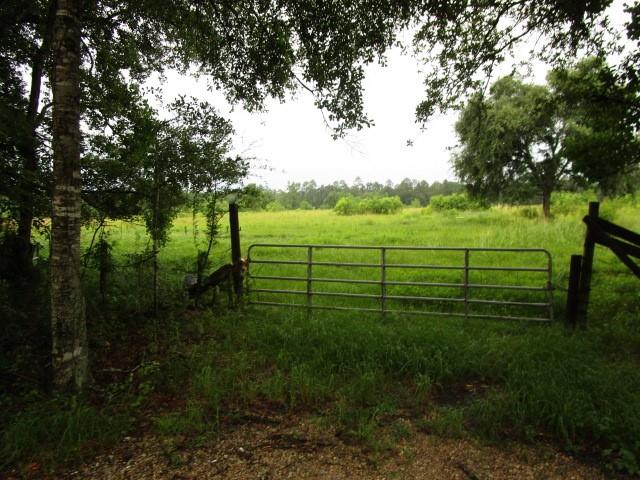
334;196;403;215
549;190;640;221
298;200;313;210
428;193;486;211
334;196;360;215
519;206;541;219
360;196;404;214
550;191;597;216
264;201;285;212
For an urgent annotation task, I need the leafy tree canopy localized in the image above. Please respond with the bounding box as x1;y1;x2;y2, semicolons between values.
0;0;422;246
414;0;618;121
2;0;623;143
453;57;640;217
549;56;640;192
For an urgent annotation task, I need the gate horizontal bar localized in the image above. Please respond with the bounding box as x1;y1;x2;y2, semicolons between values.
466;283;548;291
250;289;547;307
313;291;378;299
249;243;551;255
386;280;547;291
251;288;421;301
250;259;546;273
385;294;465;303
386;264;547;272
467;298;549;307
251;259;380;268
249;301;382;313
248;301;551;323
251;274;380;285
250;288;306;295
382;280;460;288
391;308;550;322
462;265;547;272
249;275;547;292
385;295;548;307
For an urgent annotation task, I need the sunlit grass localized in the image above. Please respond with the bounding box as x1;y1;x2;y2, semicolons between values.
86;202;640;325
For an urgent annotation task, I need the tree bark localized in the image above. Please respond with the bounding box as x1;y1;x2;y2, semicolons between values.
152;161;160;317
542;187;552;219
50;0;88;392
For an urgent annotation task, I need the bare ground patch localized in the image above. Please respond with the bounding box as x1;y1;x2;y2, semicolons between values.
55;414;603;480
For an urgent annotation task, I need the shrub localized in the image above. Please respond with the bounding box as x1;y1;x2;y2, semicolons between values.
428;193;486;211
519;206;541;219
264;201;285;212
360;196;404;214
378;196;403;214
550;191;597;216
334;196;360;215
298;200;313;210
334;196;403;215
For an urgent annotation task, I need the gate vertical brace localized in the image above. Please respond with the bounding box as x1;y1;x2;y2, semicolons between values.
381;248;386;316
306;246;313;314
229;202;243;303
463;249;470;321
578;202;599;329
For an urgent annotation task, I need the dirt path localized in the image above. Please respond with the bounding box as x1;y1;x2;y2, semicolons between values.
61;415;603;480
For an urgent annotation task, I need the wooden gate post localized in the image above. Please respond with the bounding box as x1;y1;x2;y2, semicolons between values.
229;202;243;301
577;201;599;329
565;254;582;329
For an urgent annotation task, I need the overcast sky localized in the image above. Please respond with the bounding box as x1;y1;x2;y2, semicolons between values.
154;2;631;191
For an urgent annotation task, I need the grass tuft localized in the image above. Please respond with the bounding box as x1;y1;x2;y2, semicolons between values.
1;396;130;469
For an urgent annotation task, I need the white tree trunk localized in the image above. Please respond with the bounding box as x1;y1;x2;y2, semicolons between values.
50;0;88;392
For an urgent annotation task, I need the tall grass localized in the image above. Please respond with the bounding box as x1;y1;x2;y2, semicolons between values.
0;396;131;470
87;198;639;329
153;308;640;473
3;194;640;474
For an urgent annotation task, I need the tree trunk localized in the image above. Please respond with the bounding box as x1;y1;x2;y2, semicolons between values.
542;188;552;219
15;0;57;274
50;0;88;392
152;163;160;317
16;94;40;273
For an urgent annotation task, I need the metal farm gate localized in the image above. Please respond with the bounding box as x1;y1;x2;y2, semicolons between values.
246;244;554;322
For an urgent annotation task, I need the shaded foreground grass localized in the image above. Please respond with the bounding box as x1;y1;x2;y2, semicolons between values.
0;396;131;469
5;307;640;474
146;309;640;474
3;202;640;475
13;309;626;470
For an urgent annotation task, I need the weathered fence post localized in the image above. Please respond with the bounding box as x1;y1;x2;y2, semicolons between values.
577;201;599;328
229;202;243;302
565;254;582;329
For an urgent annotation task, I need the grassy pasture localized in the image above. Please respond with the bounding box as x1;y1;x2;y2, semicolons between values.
93;203;638;324
3;201;640;475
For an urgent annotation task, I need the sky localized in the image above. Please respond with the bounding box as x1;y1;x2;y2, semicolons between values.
155;2;632;191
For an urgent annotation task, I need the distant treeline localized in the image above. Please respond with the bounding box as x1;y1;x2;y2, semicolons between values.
238;178;464;210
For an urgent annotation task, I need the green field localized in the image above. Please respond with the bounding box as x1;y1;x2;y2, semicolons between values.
92;202;640;324
4;200;640;475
